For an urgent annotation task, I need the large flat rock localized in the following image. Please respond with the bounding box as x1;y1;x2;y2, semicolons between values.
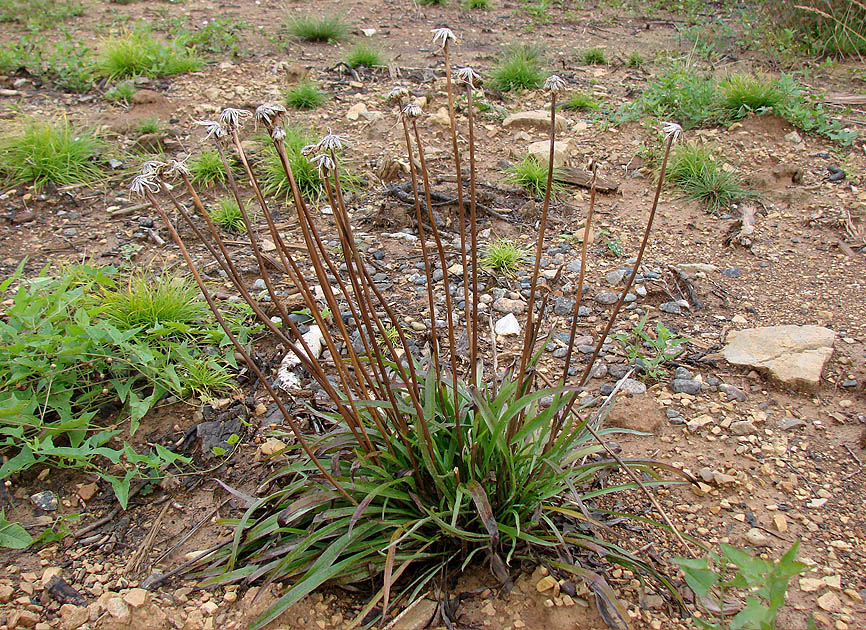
722;325;835;392
503;110;568;132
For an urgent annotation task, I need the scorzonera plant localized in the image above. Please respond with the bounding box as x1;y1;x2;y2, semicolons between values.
133;27;690;630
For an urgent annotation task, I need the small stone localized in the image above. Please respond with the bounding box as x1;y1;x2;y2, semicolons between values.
105;597;130;620
252;278;266;291
730;420;757;435
732;314;748;325
201;601;219;615
744;528;771;547
807;498;828;508
30;490;58;511
677;263;717;274
671;379;701;395
800;578;825;593
718;383;746;402
494;313;520;336
0;584;13;603
594;291;618;305
784;130;803;144
503;110;568;132
817;591;841;613
390;599;436;630
429;107;451;127
605;269;627;285
59;604;89;630
536;575;558;592
62;227;78;237
721;267;741;278
526;139;571;168
773;514;788;533
843;588;862;603
492;297;526;314
77;482;98;502
621;378;646;395
674;367;691;380
659;301;681;314
713;472;737;485
779;416;807;431
15;611;40;628
346;102;367;121
553;297;574;316
123;588;149;608
260;438;287;456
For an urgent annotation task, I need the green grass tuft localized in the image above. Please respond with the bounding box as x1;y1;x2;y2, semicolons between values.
666;142;752;212
481;238;529;274
104;80;136;103
718;73;784;117
188;149;235;187
96;30;203;79
344;42;385;68
286;15;349;43
0;117;104;191
210;198;247;233
465;0;491;7
489;44;544;91
137;117;164;135
626;51;645;68
284;80;327;110
580;47;608;65
419;0;448;4
562;91;600;111
505;156;564;199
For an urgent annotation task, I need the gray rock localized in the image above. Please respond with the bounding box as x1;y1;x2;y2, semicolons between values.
30;490;58;511
719;383;747;402
590;362;608;379
553;297;575;316
552;347;568;358
671;379;702;395
730;420;757;435
621;378;646;395
567;259;582;273
594;291;618;305
659;301;681;315
609;364;630;379
252;278;267;291
624;293;636;303
492;297;525;314
841;379;858;388
605;269;627;285
722;325;835;393
494;313;520;336
578;305;591;317
779;417;807;431
674;367;692;380
62;227;78;237
635;285;647;298
721;267;741;278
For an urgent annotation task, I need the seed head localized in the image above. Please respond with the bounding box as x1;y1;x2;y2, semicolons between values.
219;107;252;130
165;158;190;178
401;103;423;119
195;120;228;141
271;126;287;142
255;103;287;127
431;27;456;49
456;66;481;88
301;144;318;157
130;174;160;197
140;160;167;177
662;121;683;142
316;129;344;153
387;86;410;103
310;153;335;179
543;74;566;94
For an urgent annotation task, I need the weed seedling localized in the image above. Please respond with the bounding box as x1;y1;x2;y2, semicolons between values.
562;91;600;111
581;47;608;65
285;80;327;110
481;238;529;274
505;155;563;199
612;312;687;381
104;80;136;103
489;44;544;91
465;0;490;8
286;15;348;43
96;30;203;79
667;141;752;212
188;148;233;187
0;117;104;190
210;198;247;233
626;51;645;68
344;42;385;68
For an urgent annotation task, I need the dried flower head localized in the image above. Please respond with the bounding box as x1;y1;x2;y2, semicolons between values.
431;27;457;49
271;126;287;142
255;104;287;127
301;144;318;157
140;160;167;177
543;74;566;94
662;121;683;142
316;129;344;153
401;103;423;119
456;66;481;88
386;86;410;103
165;158;190;178
219;107;252;130
130;174;160;197
310;153;335;178
195;120;228;141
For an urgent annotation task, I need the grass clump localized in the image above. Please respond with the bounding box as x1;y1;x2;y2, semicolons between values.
171;17;247;57
465;0;491;8
344;42;385;68
188;149;235;187
718;74;783;117
104;80;136;104
626;51;645;68
284;80;327;110
210;198;247;233
505;156;564;199
489;44;544;91
286;15;348;43
260;127;357;202
667;142;752;212
562;91;600;111
138;117;164;135
481;238;529;274
96;30;203;79
418;0;447;4
0;117;104;191
763;0;866;56
580;47;608;65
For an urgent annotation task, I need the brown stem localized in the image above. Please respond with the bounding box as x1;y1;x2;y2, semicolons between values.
465;82;480;385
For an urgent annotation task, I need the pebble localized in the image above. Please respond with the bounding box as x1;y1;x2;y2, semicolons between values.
594;291;618;305
492;297;525;314
718;383;746;402
671;379;701;395
721;267;741;278
674;367;691;380
259;438;287;456
553;297;574;316
659;301;681;314
62;227;78;237
817;591;842;613
744;528;771;547
30;490;58;511
730;420;757;435
605;269;627;285
494;313;520;336
779;416;806;431
567;259;582;273
536;576;558;592
252;279;266;291
621;378;646;395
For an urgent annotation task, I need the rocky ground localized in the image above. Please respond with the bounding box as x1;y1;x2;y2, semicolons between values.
1;0;866;629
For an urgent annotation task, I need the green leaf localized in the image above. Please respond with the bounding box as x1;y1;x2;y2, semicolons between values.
672;556;719;601
730;596;772;630
105;469;135;509
0;510;32;549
